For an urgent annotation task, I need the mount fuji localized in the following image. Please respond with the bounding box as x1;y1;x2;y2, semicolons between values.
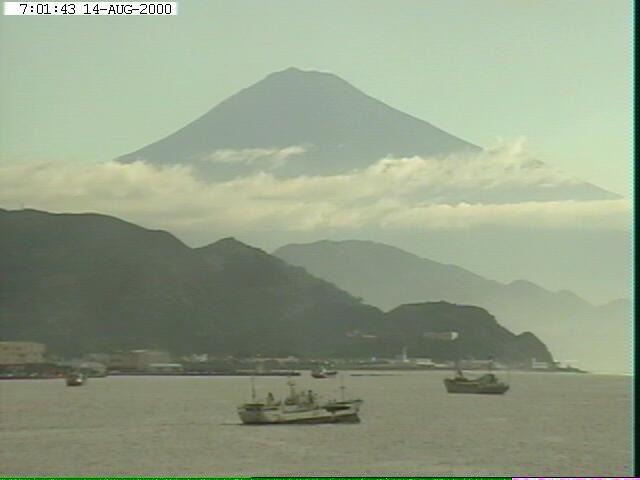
117;67;617;203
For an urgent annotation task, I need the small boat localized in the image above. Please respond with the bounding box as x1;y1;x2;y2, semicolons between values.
310;364;338;379
237;378;362;424
65;372;87;387
443;370;509;394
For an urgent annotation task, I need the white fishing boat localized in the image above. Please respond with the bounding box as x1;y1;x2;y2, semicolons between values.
237;377;362;424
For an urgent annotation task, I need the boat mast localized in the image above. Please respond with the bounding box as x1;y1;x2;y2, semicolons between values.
339;373;345;401
250;376;256;402
287;377;296;400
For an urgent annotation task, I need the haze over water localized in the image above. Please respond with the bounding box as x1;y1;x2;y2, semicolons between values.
0;372;632;476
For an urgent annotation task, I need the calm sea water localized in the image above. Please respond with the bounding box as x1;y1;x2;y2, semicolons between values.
0;372;632;477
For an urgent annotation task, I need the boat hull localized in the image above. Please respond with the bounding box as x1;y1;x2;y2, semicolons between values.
238;401;362;425
65;379;85;386
311;370;337;379
239;411;360;424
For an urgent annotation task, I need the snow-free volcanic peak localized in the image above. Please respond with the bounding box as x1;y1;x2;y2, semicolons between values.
117;67;480;178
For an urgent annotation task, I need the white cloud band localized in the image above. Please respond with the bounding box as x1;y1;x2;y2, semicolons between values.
0;142;629;235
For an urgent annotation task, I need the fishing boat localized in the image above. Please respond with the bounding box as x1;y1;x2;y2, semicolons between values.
443;370;509;394
310;364;338;379
65;372;87;387
237;377;363;424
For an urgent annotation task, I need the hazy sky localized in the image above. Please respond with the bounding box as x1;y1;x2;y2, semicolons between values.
0;0;632;196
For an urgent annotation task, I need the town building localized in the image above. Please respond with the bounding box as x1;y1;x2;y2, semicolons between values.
531;358;551;370
423;331;459;341
109;350;172;371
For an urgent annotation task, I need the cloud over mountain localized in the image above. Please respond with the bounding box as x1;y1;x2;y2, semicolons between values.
200;146;307;168
0;145;628;237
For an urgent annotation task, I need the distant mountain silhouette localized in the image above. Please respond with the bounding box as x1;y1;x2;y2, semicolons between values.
274;240;631;372
0;208;552;364
116;68;616;202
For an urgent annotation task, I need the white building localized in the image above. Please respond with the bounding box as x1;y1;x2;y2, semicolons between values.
531;358;550;370
109;350;172;371
423;331;459;341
